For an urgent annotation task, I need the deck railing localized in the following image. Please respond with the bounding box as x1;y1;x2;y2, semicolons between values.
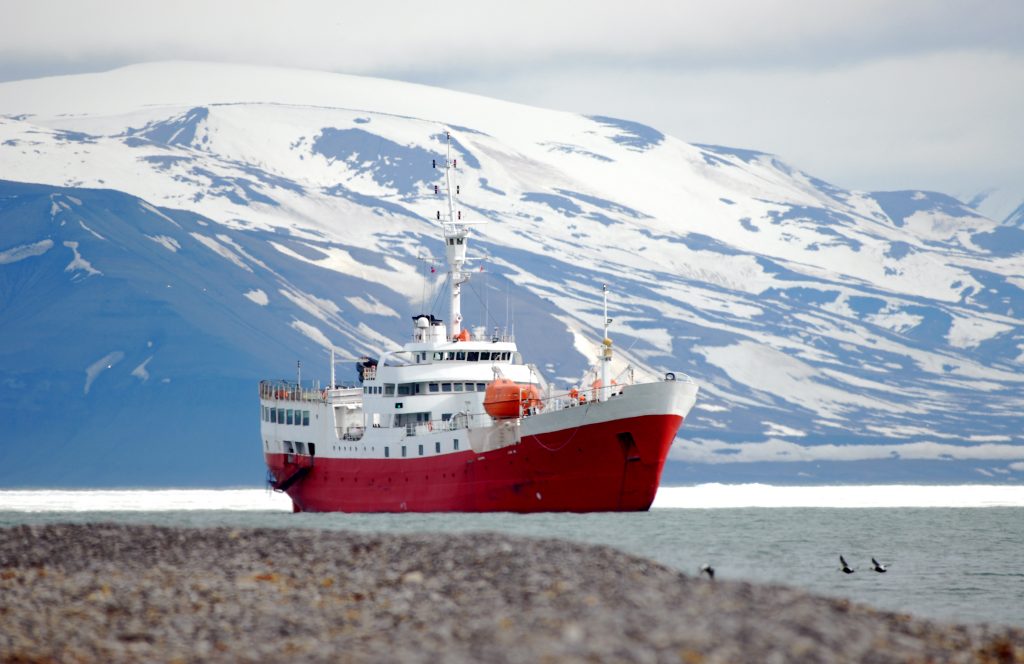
259;380;329;403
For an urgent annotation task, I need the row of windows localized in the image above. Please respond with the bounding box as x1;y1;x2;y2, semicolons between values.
364;382;488;396
263;406;310;426
270;438;464;458
282;440;315;455
414;350;512;363
384;439;460;458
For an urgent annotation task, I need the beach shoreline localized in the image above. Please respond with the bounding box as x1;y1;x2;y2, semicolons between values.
1;524;1021;662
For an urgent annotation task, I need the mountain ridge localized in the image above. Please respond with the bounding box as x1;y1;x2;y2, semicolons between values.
1;62;1021;486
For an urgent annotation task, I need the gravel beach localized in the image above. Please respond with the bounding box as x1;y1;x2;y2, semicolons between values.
1;524;1021;663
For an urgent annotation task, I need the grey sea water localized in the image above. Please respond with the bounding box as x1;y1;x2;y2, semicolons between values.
3;504;1021;627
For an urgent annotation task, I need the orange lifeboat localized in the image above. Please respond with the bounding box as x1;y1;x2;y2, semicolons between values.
484;378;543;419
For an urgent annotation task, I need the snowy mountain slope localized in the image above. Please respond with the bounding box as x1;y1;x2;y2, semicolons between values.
962;186;1024;227
1;62;1022;486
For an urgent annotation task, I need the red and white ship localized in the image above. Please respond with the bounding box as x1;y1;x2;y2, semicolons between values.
260;134;698;512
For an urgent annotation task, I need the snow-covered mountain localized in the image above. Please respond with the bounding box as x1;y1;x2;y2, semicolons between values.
1;62;1022;486
963;187;1024;227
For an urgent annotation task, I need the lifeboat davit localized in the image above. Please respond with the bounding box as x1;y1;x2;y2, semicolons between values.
484;378;543;419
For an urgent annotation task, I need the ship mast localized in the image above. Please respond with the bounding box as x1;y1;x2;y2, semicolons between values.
435;131;471;339
600;285;613;402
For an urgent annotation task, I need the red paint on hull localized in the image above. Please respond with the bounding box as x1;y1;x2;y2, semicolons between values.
266;414;682;512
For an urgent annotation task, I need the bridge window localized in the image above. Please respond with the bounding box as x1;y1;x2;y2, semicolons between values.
429;383;439;393
454;383;463;392
476;383;486;391
398;384;411;396
442;383;452;392
302;411;310;426
467;351;479;362
286;409;294;425
433;352;443;361
455;351;466;361
385;384;395;396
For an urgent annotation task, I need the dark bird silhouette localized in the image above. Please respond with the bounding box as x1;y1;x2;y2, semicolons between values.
699;564;715;580
839;555;855;574
871;557;888;573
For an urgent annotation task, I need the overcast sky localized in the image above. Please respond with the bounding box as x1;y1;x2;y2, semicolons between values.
2;0;1022;213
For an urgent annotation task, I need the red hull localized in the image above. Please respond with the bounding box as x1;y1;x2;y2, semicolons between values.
266;413;682;512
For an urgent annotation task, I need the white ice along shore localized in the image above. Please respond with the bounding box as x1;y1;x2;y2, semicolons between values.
2;486;1024;512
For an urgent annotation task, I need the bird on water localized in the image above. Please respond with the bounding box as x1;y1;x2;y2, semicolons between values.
699;564;715;580
871;557;888;573
839;555;855;574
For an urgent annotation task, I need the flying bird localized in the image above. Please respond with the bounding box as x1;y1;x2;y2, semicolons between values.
871;557;888;573
699;564;715;580
839;555;855;574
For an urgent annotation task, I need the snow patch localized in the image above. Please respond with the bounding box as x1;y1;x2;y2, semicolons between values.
866;309;923;334
695;341;915;418
290;319;332;348
947;316;1013;349
140;201;180;227
244;289;269;306
345;294;399;317
84;351;124;395
0;239;53;264
356;322;402;352
146;234;180;252
63;241;101;276
131;356;153;381
78;220;105;240
279;288;339;323
190;233;252;272
761;421;806;437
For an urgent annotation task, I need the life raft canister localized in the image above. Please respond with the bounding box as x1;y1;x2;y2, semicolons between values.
483;378;543;419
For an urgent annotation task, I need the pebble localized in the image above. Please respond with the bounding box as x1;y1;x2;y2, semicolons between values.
0;524;1021;663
